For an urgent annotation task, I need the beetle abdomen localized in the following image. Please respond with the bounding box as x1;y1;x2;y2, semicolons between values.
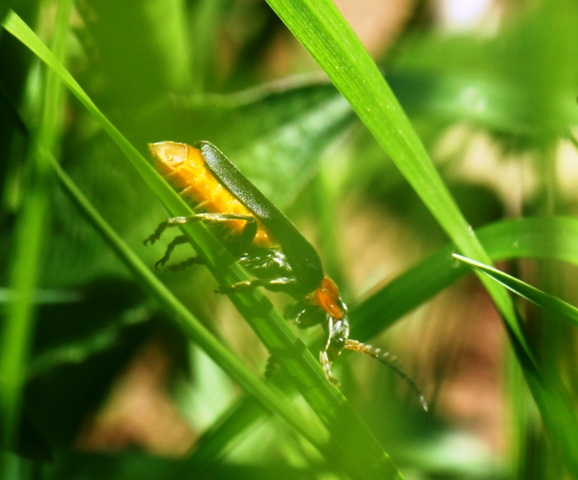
149;141;272;248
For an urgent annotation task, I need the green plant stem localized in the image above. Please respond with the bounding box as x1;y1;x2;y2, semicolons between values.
0;0;71;467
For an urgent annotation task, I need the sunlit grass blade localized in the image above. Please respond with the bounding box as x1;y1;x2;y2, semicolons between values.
259;11;578;467
3;11;405;478
453;253;578;328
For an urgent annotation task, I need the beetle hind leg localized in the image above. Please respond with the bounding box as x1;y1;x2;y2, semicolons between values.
153;235;189;269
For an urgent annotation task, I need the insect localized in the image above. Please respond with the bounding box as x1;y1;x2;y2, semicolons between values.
145;141;427;413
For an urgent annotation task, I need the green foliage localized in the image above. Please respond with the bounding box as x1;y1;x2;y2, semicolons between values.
1;0;578;479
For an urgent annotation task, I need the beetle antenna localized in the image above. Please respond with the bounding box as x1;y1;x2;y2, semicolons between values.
344;339;429;419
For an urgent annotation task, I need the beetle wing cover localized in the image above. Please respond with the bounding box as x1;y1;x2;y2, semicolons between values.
196;141;324;293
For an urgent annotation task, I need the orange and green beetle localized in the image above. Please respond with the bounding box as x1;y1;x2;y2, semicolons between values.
145;141;427;410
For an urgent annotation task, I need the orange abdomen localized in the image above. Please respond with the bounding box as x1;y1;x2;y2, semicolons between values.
149;142;272;247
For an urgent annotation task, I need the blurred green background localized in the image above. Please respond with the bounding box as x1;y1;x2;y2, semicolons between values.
1;0;578;478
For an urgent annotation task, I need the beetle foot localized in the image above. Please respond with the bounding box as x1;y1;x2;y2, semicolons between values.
144;233;160;246
264;356;280;380
153;254;172;270
215;281;253;294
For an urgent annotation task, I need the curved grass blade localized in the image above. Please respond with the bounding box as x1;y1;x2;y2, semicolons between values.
453;253;578;328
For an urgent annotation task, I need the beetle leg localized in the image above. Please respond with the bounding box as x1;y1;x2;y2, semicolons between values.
216;277;298;294
264;355;280;380
145;213;256;244
318;316;350;385
192;212;255;224
144;215;204;245
165;256;206;272
183;212;259;255
153;235;189;269
145;212;257;267
319;317;340;385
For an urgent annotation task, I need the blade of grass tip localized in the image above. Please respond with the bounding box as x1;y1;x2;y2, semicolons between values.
264;0;529;360
0;0;72;465
4;12;407;478
452;253;578;331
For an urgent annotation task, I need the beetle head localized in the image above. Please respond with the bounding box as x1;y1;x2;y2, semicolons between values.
285;276;349;361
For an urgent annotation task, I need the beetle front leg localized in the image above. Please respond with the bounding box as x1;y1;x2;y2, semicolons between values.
319;350;340;386
319;316;350;385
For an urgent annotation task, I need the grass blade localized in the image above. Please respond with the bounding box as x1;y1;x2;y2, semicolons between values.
453;253;578;328
261;2;578;470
